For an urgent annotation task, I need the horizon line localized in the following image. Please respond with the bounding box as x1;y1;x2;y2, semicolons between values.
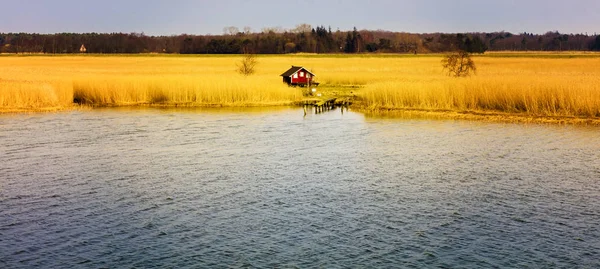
1;30;598;36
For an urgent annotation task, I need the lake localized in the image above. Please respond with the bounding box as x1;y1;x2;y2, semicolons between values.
1;107;599;268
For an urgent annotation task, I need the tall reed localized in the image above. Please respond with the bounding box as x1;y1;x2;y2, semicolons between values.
0;56;303;110
362;78;600;117
2;55;600;118
359;57;600;117
0;80;73;110
72;76;302;106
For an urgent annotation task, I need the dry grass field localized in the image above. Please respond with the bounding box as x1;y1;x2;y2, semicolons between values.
360;56;600;118
1;54;600;119
0;56;304;111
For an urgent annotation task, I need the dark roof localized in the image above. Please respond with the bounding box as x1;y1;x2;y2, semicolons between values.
280;66;316;77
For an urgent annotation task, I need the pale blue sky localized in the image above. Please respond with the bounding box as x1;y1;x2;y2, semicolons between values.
2;0;599;35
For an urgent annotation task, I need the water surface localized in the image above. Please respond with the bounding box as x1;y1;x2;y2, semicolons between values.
1;107;599;268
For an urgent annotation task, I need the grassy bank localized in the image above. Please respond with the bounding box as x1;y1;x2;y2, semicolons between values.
358;57;600;118
72;76;300;107
2;54;600;122
0;56;303;111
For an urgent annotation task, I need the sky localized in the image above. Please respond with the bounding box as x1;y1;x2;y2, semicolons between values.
2;0;599;35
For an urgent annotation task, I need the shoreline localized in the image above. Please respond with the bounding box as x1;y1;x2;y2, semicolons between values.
357;106;600;125
3;103;600;125
3;54;599;124
0;102;297;114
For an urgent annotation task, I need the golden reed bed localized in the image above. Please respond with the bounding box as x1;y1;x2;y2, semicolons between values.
360;57;600;118
0;56;304;111
1;54;600;121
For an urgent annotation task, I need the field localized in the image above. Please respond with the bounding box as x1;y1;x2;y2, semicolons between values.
0;55;305;112
359;55;600;119
1;53;600;121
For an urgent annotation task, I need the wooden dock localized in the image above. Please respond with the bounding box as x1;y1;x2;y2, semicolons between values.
299;97;351;115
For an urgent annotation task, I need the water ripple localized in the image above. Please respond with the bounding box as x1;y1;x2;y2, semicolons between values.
1;108;600;268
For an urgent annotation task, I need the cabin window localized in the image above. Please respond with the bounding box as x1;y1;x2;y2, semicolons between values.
299;72;304;77
307;74;311;78
293;73;298;78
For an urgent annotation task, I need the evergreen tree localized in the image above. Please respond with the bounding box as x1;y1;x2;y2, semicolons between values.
591;35;600;51
344;33;354;53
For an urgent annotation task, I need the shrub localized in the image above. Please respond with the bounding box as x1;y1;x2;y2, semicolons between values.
237;53;257;76
441;50;476;77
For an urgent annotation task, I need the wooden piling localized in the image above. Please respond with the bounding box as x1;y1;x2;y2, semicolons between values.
302;97;346;116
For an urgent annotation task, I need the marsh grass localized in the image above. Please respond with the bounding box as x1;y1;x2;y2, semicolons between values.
360;57;600;118
72;76;302;106
0;80;73;110
0;56;302;110
362;80;600;117
1;54;600;119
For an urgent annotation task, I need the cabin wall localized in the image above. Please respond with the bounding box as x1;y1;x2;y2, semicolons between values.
291;70;312;84
291;77;312;84
295;77;309;84
283;68;314;85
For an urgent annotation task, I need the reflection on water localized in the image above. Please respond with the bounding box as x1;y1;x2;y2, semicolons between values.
1;108;599;268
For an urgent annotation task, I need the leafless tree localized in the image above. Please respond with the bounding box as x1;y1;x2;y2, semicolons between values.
261;26;284;34
223;26;240;35
237;53;257;76
441;50;476;77
293;24;312;34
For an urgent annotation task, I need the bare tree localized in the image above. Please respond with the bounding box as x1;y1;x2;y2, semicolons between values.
237;53;257;76
223;26;240;35
441;50;476;77
243;26;252;35
261;26;284;34
293;24;312;34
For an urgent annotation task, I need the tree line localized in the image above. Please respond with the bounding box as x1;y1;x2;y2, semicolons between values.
2;26;599;54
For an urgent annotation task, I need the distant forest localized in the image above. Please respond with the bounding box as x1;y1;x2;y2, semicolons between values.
2;25;600;54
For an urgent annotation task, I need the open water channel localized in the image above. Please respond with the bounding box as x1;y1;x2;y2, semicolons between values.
1;107;599;268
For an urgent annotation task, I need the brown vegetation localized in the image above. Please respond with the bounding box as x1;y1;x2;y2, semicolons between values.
2;54;600;123
441;51;476;77
237;54;257;76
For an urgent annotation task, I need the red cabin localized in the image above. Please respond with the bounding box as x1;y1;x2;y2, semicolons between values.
280;66;317;86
